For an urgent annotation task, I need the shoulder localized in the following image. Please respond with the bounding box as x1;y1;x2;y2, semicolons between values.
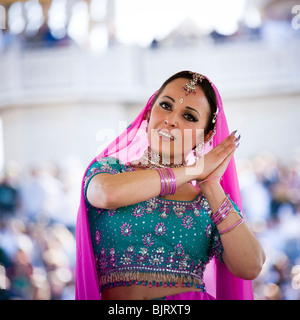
84;157;134;192
86;157;123;176
83;157;121;204
83;157;119;190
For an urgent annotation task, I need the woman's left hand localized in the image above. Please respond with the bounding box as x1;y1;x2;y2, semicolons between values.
197;142;237;188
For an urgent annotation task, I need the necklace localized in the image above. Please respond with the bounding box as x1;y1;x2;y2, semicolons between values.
130;147;187;169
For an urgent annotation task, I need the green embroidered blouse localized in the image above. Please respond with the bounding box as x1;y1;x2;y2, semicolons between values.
84;157;239;292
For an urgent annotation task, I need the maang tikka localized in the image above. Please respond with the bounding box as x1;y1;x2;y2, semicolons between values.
182;72;205;95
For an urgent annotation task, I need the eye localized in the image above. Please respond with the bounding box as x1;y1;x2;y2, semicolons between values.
183;113;198;122
159;102;172;110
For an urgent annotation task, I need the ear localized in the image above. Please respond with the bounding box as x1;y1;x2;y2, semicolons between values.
204;130;214;143
143;110;151;121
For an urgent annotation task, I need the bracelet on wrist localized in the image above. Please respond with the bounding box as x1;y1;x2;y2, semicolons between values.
219;217;244;235
210;196;245;235
155;167;177;197
210;197;232;225
197;176;222;186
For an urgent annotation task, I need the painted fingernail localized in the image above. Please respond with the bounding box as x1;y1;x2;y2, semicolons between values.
231;130;238;136
236;142;240;148
235;134;241;142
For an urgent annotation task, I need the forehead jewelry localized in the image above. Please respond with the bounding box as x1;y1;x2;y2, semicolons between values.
182;72;205;96
179;98;184;104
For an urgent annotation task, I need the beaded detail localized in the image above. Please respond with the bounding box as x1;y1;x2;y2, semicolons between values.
84;157;228;293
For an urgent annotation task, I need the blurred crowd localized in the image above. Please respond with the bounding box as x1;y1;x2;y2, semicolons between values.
0;150;300;300
238;150;300;300
0;159;82;300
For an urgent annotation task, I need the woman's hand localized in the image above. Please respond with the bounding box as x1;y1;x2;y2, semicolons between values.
197;136;239;188
189;131;240;182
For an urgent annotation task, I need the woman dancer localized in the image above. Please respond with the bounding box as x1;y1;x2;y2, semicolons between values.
76;71;265;300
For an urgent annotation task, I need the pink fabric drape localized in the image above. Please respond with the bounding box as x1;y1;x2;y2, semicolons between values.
75;77;254;300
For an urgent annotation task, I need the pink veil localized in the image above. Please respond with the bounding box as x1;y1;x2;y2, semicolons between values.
75;74;254;300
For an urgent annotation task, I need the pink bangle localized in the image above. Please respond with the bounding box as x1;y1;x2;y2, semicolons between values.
210;197;230;221
161;168;170;195
155;167;177;196
219;217;244;235
197;176;221;185
214;203;233;225
165;167;176;195
155;168;166;196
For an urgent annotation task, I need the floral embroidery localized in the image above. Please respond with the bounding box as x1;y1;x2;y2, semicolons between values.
108;248;117;267
85;158;227;293
205;224;212;238
148;248;165;265
133;205;144;218
193;208;200;216
120;223;132;236
97;247;108;270
160;212;168;219
194;261;205;276
145;199;158;214
101;163;113;171
120;251;133;266
186;203;194;211
135;247;149;264
159;205;170;219
200;196;212;216
108;209;117;217
174;243;185;256
120;246;135;265
149;253;164;265
166;254;176;268
143;233;154;247
96;208;104;215
182;215;193;229
155;223;166;235
95;230;102;244
173;204;186;218
140;247;148;255
178;257;190;270
127;245;134;253
84;161;118;190
144;194;206;219
156;247;164;254
211;234;223;261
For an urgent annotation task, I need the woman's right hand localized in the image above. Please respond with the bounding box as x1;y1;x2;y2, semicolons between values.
187;131;239;180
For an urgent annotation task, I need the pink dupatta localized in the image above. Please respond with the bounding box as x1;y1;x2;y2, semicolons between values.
75;74;254;300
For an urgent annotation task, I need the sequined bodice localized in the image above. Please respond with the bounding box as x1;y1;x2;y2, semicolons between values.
84;157;225;292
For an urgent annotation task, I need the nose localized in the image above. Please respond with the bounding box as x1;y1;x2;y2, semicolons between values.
164;114;178;127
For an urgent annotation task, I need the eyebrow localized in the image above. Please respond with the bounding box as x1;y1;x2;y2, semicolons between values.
185;106;200;117
162;95;201;117
163;95;175;102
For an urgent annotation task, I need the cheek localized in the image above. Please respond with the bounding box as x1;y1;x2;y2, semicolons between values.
147;108;164;134
147;115;155;139
147;108;160;128
182;127;205;150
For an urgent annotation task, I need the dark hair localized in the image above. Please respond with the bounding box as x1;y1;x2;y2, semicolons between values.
151;71;217;134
